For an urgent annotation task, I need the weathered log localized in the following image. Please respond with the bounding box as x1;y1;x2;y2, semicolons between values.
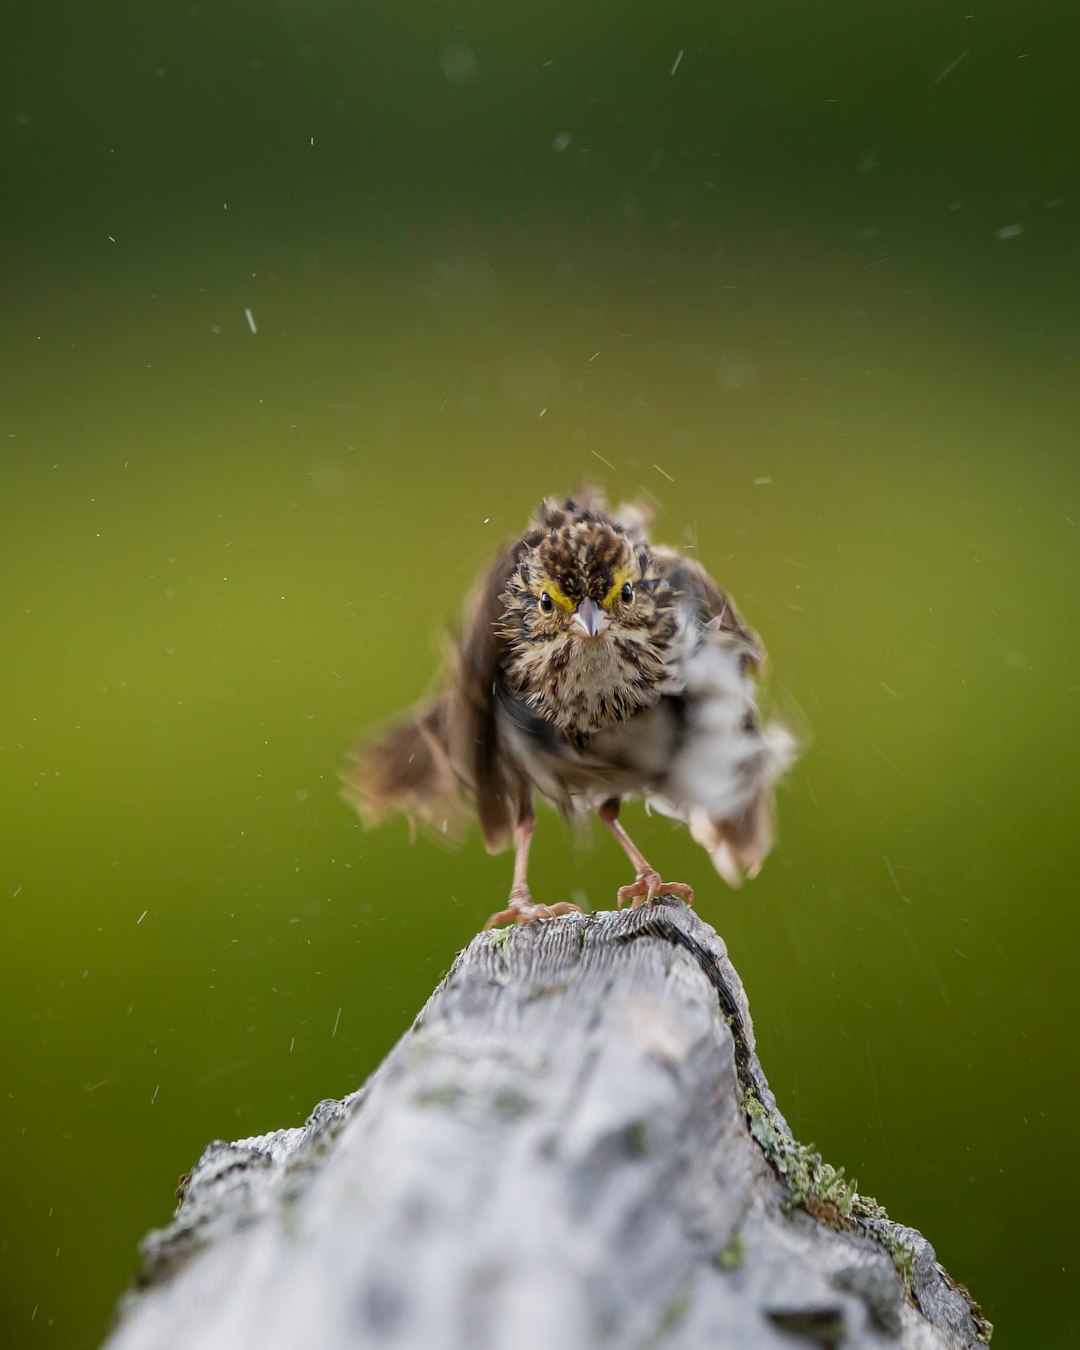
104;900;991;1349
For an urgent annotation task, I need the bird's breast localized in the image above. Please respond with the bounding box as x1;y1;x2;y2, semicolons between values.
504;630;665;738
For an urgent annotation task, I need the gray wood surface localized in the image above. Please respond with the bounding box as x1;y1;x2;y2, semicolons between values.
105;900;991;1349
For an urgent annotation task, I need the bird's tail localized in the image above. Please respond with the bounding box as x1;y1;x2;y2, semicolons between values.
341;694;464;841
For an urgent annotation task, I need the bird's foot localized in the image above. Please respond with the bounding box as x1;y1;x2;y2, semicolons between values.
483;888;583;929
616;872;695;910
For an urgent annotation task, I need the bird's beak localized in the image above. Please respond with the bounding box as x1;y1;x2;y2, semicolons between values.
570;597;610;638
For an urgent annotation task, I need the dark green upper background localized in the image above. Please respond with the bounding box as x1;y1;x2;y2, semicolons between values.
3;3;1078;1346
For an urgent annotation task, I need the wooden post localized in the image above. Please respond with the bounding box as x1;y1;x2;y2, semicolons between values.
105;901;991;1349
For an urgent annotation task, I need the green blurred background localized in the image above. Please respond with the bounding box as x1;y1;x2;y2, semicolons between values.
2;1;1078;1344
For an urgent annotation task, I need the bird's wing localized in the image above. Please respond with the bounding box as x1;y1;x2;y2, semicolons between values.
341;692;466;842
654;547;765;668
343;537;533;854
651;549;795;885
445;539;534;853
344;524;542;856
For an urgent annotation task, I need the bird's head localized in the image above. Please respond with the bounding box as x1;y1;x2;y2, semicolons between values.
498;496;678;737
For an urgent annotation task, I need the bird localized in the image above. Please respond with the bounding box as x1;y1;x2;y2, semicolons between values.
342;489;796;927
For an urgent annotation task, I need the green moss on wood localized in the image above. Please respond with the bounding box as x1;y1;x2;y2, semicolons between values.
743;1093;857;1220
714;1231;746;1271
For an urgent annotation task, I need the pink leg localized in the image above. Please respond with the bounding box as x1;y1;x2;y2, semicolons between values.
598;798;695;910
483;815;583;928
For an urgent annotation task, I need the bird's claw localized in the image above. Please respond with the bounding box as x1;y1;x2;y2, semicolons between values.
483;891;584;929
616;871;695;910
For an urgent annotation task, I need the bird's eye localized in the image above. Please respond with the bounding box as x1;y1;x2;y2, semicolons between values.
539;591;554;613
620;581;634;604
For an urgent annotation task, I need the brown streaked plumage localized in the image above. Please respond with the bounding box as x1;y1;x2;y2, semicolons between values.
343;490;796;926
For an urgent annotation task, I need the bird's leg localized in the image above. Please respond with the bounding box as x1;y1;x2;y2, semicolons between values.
598;798;695;910
483;814;583;928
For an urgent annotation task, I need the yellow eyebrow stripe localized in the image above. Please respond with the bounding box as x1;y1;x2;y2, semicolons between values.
535;580;575;611
602;564;635;609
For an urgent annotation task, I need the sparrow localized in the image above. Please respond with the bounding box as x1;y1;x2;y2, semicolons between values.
343;490;795;927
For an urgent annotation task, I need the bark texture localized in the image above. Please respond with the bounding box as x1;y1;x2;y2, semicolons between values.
105;900;990;1350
